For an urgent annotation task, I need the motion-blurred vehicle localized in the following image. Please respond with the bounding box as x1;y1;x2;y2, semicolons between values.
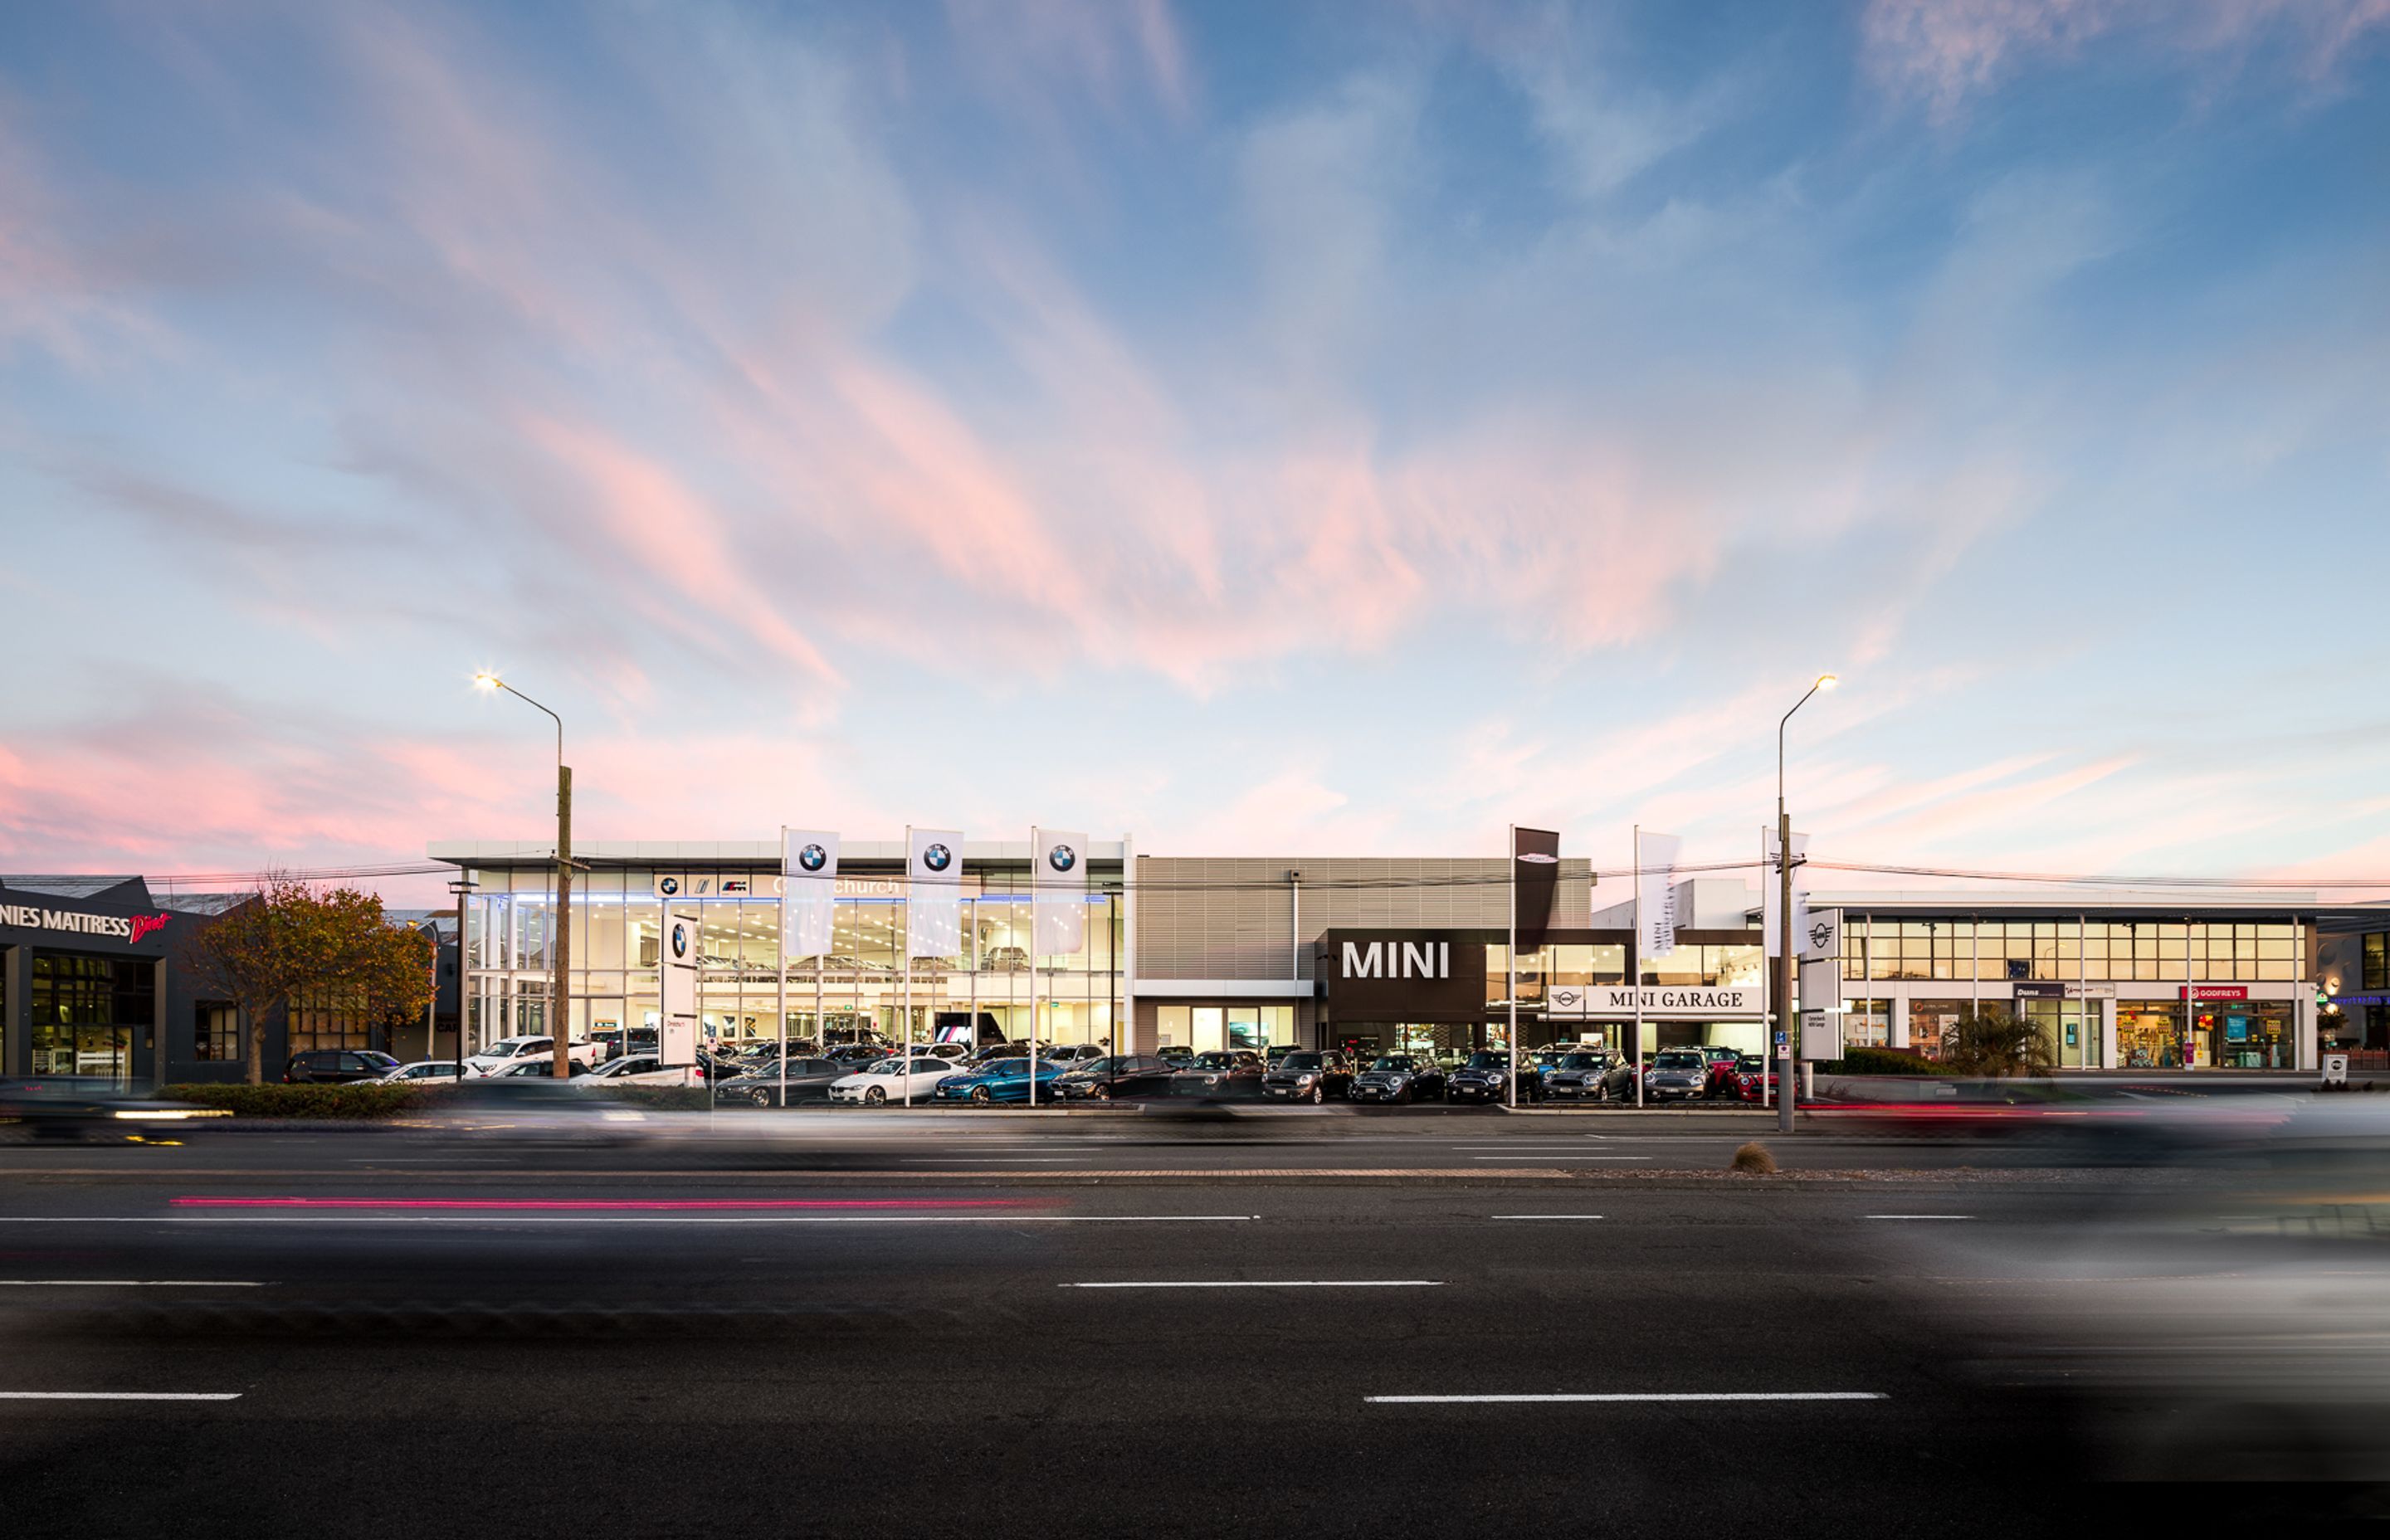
1446;1050;1534;1104
716;1056;847;1107
1348;1055;1445;1104
1168;1050;1264;1099
376;1060;468;1085
462;1036;601;1078
0;1079;230;1143
829;1056;963;1105
579;1055;705;1086
1051;1055;1178;1100
1643;1049;1710;1103
1261;1050;1354;1103
284;1050;401;1084
483;1057;593;1079
931;1057;1069;1105
1539;1050;1614;1102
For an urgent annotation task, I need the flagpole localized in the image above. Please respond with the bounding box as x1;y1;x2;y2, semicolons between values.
1633;826;1645;1109
777;826;788;1109
1027;830;1039;1108
1507;824;1519;1109
903;826;913;1109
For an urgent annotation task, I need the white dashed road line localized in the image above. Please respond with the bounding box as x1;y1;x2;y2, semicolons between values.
1366;1391;1886;1404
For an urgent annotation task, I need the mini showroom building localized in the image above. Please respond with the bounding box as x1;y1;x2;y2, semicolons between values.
435;841;2342;1074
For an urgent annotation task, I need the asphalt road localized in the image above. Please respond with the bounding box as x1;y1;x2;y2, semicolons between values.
0;1110;2373;1538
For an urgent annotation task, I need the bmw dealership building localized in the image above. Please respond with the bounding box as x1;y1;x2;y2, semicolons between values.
431;839;2357;1075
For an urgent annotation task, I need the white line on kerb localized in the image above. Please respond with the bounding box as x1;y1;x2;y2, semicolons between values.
1490;1216;1605;1221
0;1392;242;1401
0;1216;1259;1226
1066;1280;1442;1289
0;1280;264;1288
1365;1392;1887;1404
1863;1215;1974;1221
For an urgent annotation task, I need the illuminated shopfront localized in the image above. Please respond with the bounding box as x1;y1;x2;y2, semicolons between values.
436;842;1127;1054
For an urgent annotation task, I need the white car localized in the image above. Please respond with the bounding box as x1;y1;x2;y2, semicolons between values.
377;1060;468;1085
828;1057;963;1105
463;1036;602;1078
578;1055;704;1087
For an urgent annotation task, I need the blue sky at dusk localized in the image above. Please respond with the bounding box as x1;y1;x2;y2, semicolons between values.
2;0;2385;899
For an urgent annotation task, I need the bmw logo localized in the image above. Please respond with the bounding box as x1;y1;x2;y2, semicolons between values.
1048;844;1076;874
659;876;680;896
671;923;688;958
797;843;827;873
923;843;953;873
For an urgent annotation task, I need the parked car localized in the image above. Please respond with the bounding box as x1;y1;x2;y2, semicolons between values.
1693;1045;1746;1099
1156;1045;1196;1067
982;946;1029;972
1264;1044;1301;1067
829;1056;964;1105
1348;1054;1446;1104
931;1057;1069;1105
588;1028;660;1062
462;1036;601;1078
1734;1055;1779;1104
825;1043;890;1065
1446;1050;1535;1104
1042;1043;1110;1066
284;1050;401;1084
1261;1050;1354;1104
920;1042;972;1062
376;1060;467;1085
1539;1051;1616;1103
483;1057;593;1079
718;1057;849;1107
1168;1050;1265;1099
1051;1055;1179;1101
1644;1048;1710;1103
578;1055;705;1087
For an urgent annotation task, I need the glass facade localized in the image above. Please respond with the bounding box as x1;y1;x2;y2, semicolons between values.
1841;918;2303;984
29;951;153;1084
459;866;1127;1054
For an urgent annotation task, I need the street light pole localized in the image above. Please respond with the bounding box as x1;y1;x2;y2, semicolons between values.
1777;674;1836;1137
447;877;477;1083
476;673;573;1083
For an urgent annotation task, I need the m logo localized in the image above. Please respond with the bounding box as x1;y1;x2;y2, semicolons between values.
1047;844;1076;874
923;843;953;873
1340;940;1451;980
797;844;827;873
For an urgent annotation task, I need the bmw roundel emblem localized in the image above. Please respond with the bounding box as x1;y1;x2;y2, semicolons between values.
1048;844;1076;874
670;923;688;959
923;843;953;873
658;876;680;895
797;843;827;873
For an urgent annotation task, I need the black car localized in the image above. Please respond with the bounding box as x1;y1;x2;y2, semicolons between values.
1261;1050;1354;1103
1051;1055;1179;1101
1446;1050;1539;1104
1347;1054;1445;1104
1539;1050;1618;1102
718;1056;849;1108
1168;1050;1264;1099
283;1050;401;1084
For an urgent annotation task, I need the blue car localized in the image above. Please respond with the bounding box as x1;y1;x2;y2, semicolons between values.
930;1057;1071;1105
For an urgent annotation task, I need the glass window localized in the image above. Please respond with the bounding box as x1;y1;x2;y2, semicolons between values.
1157;1005;1191;1046
195;1002;239;1062
1191;1007;1225;1054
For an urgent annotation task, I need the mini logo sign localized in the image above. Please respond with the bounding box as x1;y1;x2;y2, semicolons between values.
797;844;828;873
670;923;689;960
1341;941;1451;980
658;876;680;896
1549;986;1585;1011
1047;844;1076;874
923;843;954;873
1808;920;1834;952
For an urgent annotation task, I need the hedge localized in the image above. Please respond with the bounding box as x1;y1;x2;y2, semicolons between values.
159;1083;433;1119
1831;1046;1967;1079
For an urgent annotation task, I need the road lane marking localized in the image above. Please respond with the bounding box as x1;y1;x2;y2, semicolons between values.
171;1196;1041;1211
1067;1280;1441;1289
0;1215;1260;1226
0;1280;264;1288
1863;1215;1974;1221
1471;1155;1649;1162
1490;1216;1604;1221
1365;1392;1886;1404
0;1391;242;1401
900;1158;1077;1163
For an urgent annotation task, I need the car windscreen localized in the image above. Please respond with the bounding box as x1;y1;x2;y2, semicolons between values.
1466;1053;1507;1068
1191;1053;1236;1070
1655;1052;1703;1069
1368;1058;1414;1072
1280;1055;1323;1071
1558;1054;1603;1069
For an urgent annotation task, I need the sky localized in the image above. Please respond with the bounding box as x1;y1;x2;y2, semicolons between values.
2;0;2386;904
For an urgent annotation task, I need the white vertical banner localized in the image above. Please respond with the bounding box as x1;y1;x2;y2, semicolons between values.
906;826;963;959
1762;826;1811;958
781;829;840;959
1637;832;1682;959
1032;828;1089;957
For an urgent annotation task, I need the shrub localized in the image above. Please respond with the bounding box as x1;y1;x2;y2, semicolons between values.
159;1083;432;1119
1942;1009;2057;1079
1729;1142;1778;1174
1838;1046;1966;1079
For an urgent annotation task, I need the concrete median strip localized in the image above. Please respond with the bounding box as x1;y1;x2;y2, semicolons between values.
1364;1392;1887;1403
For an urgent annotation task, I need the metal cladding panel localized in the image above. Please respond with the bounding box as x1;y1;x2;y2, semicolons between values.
1134;856;1594;982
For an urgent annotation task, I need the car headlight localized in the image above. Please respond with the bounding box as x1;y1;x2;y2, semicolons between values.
1295;1074;1315;1084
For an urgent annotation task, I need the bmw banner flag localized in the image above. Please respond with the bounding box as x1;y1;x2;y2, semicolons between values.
905;826;964;959
782;829;839;960
1510;826;1561;954
1032;828;1090;957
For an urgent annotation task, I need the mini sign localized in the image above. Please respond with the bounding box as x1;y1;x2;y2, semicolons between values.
1586;986;1765;1019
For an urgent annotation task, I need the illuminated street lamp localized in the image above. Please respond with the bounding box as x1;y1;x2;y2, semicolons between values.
1777;673;1836;1136
476;671;574;1083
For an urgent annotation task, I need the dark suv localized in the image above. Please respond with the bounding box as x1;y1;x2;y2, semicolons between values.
1446;1050;1538;1104
283;1050;400;1084
1348;1054;1445;1104
1261;1051;1354;1103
